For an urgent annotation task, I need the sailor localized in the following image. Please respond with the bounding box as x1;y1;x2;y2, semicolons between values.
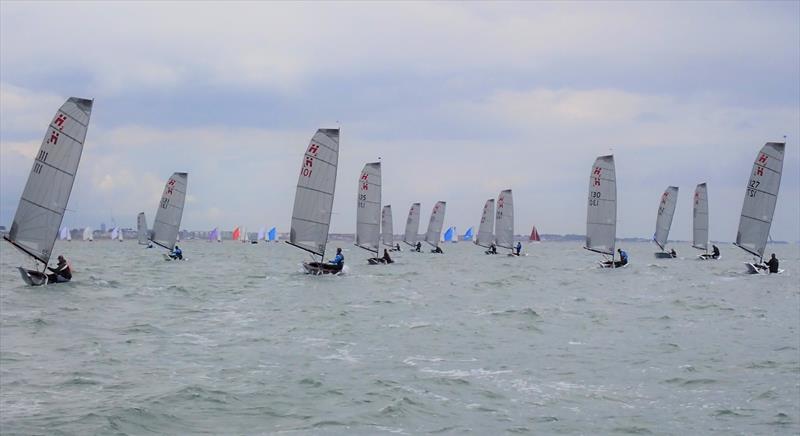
617;248;629;267
47;255;72;283
432;245;443;254
489;243;497;254
382;249;393;264
670;248;677;258
711;245;720;259
170;245;183;260
395;243;401;252
147;242;154;249
515;241;522;256
329;248;344;266
765;253;779;273
415;242;422;252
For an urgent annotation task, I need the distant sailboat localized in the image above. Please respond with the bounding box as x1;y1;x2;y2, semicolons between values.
735;142;785;274
356;162;386;264
137;212;150;245
496;189;518;255
83;227;93;242
3;97;93;285
150;172;188;259
110;227;119;241
475;198;495;252
463;227;474;242
692;183;717;260
240;227;248;243
403;203;421;248
530;225;541;242
268;227;277;242
208;227;219;243
232;226;240;242
443;226;455;243
286;128;341;274
424;201;446;253
585;155;622;268
382;205;398;250
257;227;266;242
60;226;70;241
653;186;679;258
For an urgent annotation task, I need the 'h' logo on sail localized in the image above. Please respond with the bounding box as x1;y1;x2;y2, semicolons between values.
54;113;67;130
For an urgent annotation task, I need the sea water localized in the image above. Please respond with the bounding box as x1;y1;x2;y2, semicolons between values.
1;240;798;434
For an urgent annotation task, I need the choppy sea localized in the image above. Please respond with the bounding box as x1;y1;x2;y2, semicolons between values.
1;240;798;435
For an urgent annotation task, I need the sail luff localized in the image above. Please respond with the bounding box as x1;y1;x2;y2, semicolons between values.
585;155;616;256
653;186;679;250
288;128;339;259
692;183;709;251
424;201;446;247
495;189;514;249
403;202;421;245
5;97;93;266
475;198;495;248
381;205;394;247
735;142;785;260
150;172;188;250
355;162;381;255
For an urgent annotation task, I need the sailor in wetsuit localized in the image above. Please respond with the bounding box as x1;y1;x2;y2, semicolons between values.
515;241;522;256
382;249;393;264
47;255;72;283
395;243;401;252
617;248;629;267
329;248;344;267
415;242;422;252
432;245;443;254
765;253;779;273
169;245;183;260
488;243;497;254
669;248;677;258
711;245;720;259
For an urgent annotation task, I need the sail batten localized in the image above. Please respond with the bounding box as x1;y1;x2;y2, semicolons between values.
6;97;93;266
288;128;340;259
403;203;421;245
424;201;446;247
475;199;495;248
735;142;785;260
150;172;188;251
585;155;616;256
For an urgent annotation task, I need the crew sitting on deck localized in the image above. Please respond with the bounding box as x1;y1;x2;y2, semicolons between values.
711;245;720;259
765;253;779;273
169;245;183;260
395;243;401;252
47;255;72;283
382;249;393;264
615;248;629;268
670;248;677;258
515;241;522;256
415;242;422;252
432;245;443;254
329;248;344;267
488;243;497;254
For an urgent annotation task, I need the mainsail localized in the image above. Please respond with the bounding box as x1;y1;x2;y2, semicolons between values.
208;227;219;243
287;128;340;258
692;183;709;251
150;172;188;251
258;228;265;241
424;201;446;247
83;227;93;241
355;162;381;254
110;227;119;241
530;225;541;242
464;227;474;241
443;226;455;242
4;98;93;266
475;199;495;248
403;203;421;246
60;226;69;240
381;205;394;247
137;212;149;245
585;155;616;255
232;227;241;241
268;227;277;242
735;142;785;260
495;189;514;249
653;186;679;251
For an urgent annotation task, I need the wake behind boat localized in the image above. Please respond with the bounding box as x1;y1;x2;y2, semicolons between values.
286;128;343;275
3;97;93;286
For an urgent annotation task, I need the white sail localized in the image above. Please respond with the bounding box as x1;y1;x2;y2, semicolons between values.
585;155;616;255
475;199;495;248
653;186;679;251
83;227;93;241
241;226;248;242
288;128;339;258
110;227;119;240
355;162;381;254
735;142;785;260
66;228;71;241
424;201;447;247
258;227;265;241
495;189;514;249
137;212;149;245
4;98;93;265
403;203;421;245
59;226;69;240
692;183;709;251
150;172;188;250
381;205;394;247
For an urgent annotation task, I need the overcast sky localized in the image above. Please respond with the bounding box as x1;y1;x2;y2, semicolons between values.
1;1;798;242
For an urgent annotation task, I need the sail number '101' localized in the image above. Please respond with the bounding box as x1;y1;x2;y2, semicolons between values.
589;191;601;206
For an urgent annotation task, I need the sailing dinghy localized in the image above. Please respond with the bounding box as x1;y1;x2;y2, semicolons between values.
530;225;541;242
286;128;342;274
496;189;519;256
137;212;151;245
83;227;93;241
475;199;496;254
355;162;388;265
734;142;785;274
403;203;421;249
692;183;717;260
463;227;474;242
382;205;399;251
584;155;624;268
424;201;446;253
149;172;188;260
653;186;679;258
3;97;93;285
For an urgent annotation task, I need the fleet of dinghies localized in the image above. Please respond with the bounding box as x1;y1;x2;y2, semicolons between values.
1;98;791;283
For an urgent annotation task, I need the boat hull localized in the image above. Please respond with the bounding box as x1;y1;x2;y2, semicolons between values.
697;254;719;260
303;262;343;275
17;267;48;286
744;262;783;275
654;252;676;259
